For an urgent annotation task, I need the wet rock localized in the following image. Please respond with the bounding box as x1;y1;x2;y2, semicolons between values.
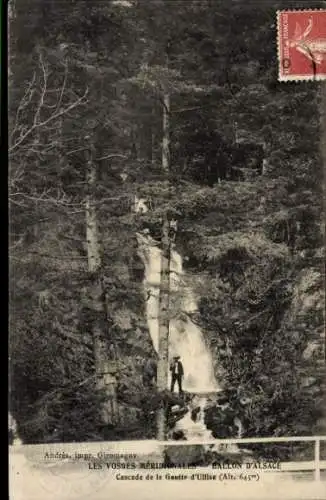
191;407;200;422
216;395;228;405
171;430;186;440
167;407;188;428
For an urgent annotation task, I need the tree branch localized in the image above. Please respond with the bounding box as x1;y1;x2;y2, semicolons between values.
96;153;128;161
171;104;212;114
33;51;48;126
9;86;89;155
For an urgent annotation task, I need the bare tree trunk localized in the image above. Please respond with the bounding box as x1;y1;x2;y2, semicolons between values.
157;215;171;440
58;116;65;170
157;90;171;440
151;106;156;166
86;147;101;272
162;92;170;170
85;143;117;426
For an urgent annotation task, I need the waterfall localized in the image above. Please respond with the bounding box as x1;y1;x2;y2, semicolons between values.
136;209;220;441
137;232;219;395
135;198;243;448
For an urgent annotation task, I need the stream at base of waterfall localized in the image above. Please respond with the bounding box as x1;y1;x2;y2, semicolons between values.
136;214;240;452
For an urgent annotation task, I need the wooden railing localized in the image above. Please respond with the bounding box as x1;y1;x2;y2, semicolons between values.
160;435;326;481
9;435;326;481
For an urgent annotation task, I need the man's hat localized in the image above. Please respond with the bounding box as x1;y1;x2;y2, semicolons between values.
173;355;180;359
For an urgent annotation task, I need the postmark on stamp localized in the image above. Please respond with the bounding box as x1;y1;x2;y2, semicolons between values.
277;10;326;81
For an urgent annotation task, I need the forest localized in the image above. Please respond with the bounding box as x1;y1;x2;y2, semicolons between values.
9;0;325;459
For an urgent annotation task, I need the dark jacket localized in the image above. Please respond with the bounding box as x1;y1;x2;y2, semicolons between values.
170;360;184;377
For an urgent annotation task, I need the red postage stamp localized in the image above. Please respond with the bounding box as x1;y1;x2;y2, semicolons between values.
277;10;326;81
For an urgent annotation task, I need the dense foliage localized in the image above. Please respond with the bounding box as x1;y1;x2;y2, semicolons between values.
9;0;325;452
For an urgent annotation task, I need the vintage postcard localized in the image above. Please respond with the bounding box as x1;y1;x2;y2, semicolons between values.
8;1;326;499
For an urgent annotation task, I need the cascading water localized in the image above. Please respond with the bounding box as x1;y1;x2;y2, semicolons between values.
135;198;220;441
137;232;219;395
137;233;217;440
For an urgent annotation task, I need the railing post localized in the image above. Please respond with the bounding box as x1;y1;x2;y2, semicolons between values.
314;438;320;481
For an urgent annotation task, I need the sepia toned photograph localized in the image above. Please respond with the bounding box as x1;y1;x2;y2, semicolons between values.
8;0;326;498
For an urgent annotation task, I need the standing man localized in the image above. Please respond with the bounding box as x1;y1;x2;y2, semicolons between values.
170;355;184;394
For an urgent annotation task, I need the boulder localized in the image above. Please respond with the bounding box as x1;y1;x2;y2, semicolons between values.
171;430;186;440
